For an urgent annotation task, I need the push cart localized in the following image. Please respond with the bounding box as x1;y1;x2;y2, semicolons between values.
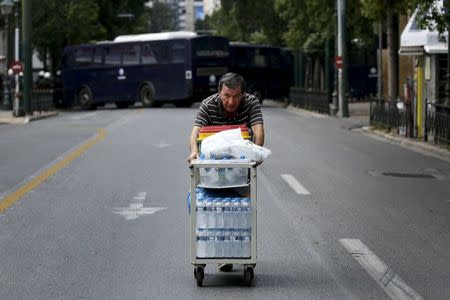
189;159;257;286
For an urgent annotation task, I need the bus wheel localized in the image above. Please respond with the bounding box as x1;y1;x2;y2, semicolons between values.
78;86;95;110
139;84;155;107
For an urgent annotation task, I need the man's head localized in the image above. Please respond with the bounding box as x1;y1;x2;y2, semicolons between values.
218;73;246;113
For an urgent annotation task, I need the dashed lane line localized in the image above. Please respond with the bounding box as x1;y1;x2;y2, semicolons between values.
0;129;107;214
280;174;311;195
340;238;423;300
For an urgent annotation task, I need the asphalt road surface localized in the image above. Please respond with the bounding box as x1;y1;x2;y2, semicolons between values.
0;102;449;299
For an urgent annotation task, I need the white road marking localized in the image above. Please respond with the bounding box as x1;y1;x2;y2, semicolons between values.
70;112;97;120
280;174;311;195
340;239;423;300
152;141;171;148
113;192;167;220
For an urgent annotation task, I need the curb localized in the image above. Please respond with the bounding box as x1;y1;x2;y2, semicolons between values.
0;111;59;125
357;126;450;163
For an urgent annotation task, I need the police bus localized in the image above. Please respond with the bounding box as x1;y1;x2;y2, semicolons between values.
229;42;293;102
56;31;230;109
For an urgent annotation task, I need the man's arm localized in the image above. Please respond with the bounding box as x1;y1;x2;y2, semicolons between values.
188;125;201;163
251;123;264;146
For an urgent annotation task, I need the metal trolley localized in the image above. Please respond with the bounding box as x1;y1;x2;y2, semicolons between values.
190;159;257;286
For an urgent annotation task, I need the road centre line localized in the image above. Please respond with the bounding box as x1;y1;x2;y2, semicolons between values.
280;174;311;195
0;129;107;214
340;239;423;300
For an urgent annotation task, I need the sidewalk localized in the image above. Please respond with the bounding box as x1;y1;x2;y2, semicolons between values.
285;100;450;163
0;110;59;125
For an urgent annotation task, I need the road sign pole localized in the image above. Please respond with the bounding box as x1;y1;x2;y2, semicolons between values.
337;0;349;117
22;0;31;114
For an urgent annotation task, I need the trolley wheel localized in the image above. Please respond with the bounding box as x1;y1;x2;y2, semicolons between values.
244;267;254;286
194;267;204;287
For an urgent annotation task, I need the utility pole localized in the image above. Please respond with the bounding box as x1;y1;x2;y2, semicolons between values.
377;22;383;103
337;0;349;117
22;0;31;114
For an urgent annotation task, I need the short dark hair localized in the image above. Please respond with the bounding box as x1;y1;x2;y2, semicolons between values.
218;73;246;93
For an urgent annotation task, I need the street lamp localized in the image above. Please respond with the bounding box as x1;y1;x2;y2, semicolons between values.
1;0;13;110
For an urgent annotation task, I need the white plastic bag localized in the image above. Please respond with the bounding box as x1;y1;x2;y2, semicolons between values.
201;128;271;162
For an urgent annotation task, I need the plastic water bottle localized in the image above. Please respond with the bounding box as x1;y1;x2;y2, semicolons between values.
223;229;231;257
206;229;215;257
205;198;214;229
214;229;224;258
196;197;206;229
242;229;251;258
214;197;224;229
241;198;251;229
230;229;240;257
223;198;232;228
196;229;207;258
232;198;241;229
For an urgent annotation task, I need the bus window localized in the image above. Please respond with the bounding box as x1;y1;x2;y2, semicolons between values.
253;49;266;67
104;45;122;65
93;47;103;66
152;44;170;64
141;43;157;64
123;44;140;65
172;43;186;63
74;48;93;67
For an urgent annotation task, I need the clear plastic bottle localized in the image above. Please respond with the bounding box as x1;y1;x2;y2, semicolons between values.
223;229;231;257
214;197;224;229
196;228;207;258
206;229;215;257
214;228;224;258
205;198;214;229
232;197;242;229
196;196;206;229
241;197;251;229
223;198;232;229
242;229;251;258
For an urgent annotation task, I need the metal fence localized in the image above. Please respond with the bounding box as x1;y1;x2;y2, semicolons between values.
0;88;55;112
289;87;330;114
370;99;450;145
370;99;413;137
30;89;55;112
425;102;450;145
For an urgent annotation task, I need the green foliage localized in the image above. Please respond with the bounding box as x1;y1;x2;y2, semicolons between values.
210;0;286;46
146;1;177;33
409;0;450;37
360;0;410;21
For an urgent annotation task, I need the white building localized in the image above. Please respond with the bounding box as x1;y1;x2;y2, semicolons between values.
203;0;220;16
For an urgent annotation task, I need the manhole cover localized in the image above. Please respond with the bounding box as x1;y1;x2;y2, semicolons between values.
382;172;436;179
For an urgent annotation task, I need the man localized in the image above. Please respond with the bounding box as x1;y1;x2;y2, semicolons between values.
188;73;264;272
188;73;265;164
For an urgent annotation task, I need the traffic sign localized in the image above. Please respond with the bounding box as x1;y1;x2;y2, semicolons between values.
10;61;24;74
335;56;343;69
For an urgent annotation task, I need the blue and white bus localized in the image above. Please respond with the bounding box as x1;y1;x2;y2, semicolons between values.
56;31;229;109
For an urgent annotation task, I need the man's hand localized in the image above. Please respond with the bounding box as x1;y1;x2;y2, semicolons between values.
187;151;199;163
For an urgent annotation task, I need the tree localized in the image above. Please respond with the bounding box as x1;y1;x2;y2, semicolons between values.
32;0;107;73
146;1;177;33
210;0;286;45
360;0;410;100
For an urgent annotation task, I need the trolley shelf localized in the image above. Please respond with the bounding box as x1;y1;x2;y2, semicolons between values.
190;159;258;286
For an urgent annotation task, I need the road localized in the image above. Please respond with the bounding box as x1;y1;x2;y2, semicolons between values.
0;102;449;299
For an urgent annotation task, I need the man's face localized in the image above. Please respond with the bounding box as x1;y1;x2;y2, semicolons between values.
219;85;243;113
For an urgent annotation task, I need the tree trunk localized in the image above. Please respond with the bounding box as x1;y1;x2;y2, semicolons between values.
386;8;399;100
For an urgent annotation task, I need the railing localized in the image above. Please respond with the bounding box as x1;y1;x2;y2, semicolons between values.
370;99;413;137
370;99;450;146
425;102;450;145
289;87;330;114
30;89;55;112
